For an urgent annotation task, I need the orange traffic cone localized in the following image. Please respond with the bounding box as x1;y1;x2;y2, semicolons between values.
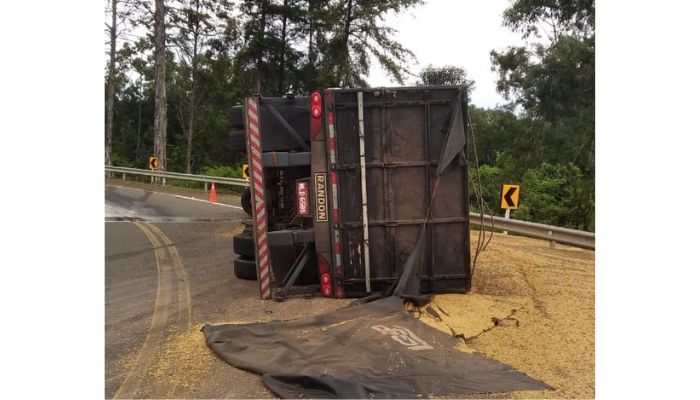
209;182;218;203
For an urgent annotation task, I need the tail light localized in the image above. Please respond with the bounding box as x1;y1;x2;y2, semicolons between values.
317;255;332;297
310;91;322;139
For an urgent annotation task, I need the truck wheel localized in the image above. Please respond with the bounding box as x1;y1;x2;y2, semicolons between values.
233;232;255;258
241;187;252;216
234;255;258;280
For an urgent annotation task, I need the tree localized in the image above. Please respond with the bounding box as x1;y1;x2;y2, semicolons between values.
502;0;594;41
105;0;141;167
316;0;423;87
170;0;235;173
512;162;592;230
417;65;475;93
154;0;168;176
105;0;118;167
491;0;594;175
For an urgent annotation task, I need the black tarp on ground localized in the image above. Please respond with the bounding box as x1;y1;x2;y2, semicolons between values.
202;296;551;398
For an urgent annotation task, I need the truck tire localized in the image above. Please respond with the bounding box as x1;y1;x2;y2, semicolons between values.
241;187;252;216
234;255;258;280
233;232;255;258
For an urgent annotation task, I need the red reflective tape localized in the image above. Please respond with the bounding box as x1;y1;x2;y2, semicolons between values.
247;98;258;111
248;110;259;126
328;138;336;151
254;186;265;197
330;171;337;184
333;209;339;221
327;110;334;125
247;97;271;300
335;241;341;254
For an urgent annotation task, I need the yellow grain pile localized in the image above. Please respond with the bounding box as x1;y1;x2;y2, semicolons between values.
418;232;595;399
148;325;218;395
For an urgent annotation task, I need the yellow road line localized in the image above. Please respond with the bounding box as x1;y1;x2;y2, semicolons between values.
144;222;193;327
112;222;194;399
113;222;172;399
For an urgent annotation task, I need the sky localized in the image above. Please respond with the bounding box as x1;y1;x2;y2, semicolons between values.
366;0;530;108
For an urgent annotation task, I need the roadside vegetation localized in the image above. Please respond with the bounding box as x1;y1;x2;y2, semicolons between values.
105;0;594;231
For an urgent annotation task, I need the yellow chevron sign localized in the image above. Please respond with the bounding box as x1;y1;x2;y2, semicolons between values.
501;184;520;209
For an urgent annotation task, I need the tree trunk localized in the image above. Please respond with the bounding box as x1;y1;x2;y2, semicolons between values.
308;13;314;64
136;79;142;155
256;1;267;95
277;0;288;94
186;0;201;175
106;0;117;167
341;0;353;86
154;0;168;179
344;0;352;43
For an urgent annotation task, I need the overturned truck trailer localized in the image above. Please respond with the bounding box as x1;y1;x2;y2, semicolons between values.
230;86;472;299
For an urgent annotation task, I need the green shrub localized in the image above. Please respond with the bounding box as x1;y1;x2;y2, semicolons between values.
200;165;242;179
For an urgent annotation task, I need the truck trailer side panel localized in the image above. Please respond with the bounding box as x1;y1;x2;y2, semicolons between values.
320;87;471;297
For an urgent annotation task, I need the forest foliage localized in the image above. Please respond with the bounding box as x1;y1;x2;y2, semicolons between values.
105;0;595;231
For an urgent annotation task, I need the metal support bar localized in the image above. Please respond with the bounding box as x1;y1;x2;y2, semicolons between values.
274;244;313;301
342;217;469;228
262;101;310;151
333;160;439;170
333;99;452;109
357;92;371;293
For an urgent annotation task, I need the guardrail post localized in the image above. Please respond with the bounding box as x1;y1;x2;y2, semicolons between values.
204;181;208;192
548;230;556;248
122;173;126;181
162;177;166;186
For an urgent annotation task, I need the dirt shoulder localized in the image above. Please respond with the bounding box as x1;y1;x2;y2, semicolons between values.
418;232;595;399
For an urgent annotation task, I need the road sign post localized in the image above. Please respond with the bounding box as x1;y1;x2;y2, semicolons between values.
504;208;511;235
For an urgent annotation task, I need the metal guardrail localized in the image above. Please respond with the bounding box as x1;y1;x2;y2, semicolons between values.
105;166;594;249
105;166;250;187
469;212;595;250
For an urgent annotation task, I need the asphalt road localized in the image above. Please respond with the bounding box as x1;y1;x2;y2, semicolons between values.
105;184;348;399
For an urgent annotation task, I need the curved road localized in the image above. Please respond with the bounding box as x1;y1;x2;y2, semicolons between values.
105;185;347;399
